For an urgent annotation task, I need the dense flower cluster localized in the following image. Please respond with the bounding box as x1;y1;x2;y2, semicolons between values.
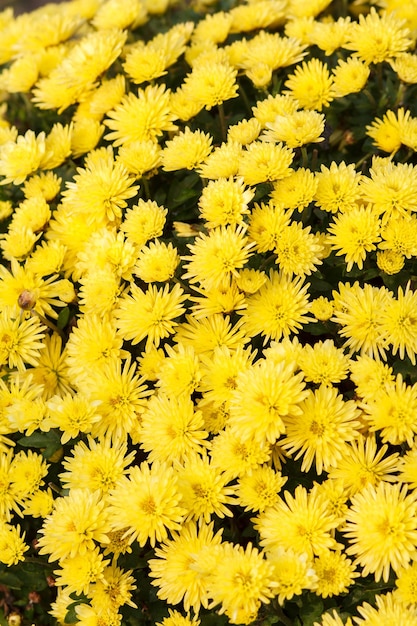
1;0;417;625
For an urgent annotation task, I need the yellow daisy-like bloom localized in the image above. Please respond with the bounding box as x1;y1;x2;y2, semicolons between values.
327;205;381;271
314;161;362;213
399;444;417;490
235;268;267;294
198;177;254;228
198;140;243;179
75;604;121;626
115;282;187;348
192;10;232;43
117;139;161;178
298;339;350;386
389;52;417;83
156;342;201;398
228;357;307;444
121;199;167;247
266;547;317;605
270;167;318;212
45;392;101;444
59;436;135;496
161;128;212;171
0;523;29;567
310;296;334;321
284;58;334;111
242;269;312;343
360;160;417;223
263;110;325;148
331;56;370;98
313;550;358;598
123;45;167;86
255;484;341;558
0;450;25;521
108;460;186;547
182;225;254;290
0;308;45;372
362;373;417;446
38;489;110;562
344;482;417;582
236;465;287;512
238;141;294;185
210;545;277;625
70;117;104;159
379;214;417;258
343;8;412;64
328;435;399;496
54;546;109;596
134;240;180;283
0;129;45;185
350;354;394;402
176;454;236;523
199;344;255;408
395;561;417;606
239;32;307;84
149;520;223;613
89;562;137;611
331;281;393;359
175;313;248;357
10;449;48;498
22;171;61;201
210;428;272;480
75;75;126;122
275;222;324;277
309;16;352;55
247;201;290;253
366;107;412;154
252;93;299;128
377;249;405;275
227;118;261;145
140;393;208;464
379;283;417;364
189;282;246;319
104;84;178;146
182;61;239;111
22;488;54;518
78;356;150;443
281;385;361;475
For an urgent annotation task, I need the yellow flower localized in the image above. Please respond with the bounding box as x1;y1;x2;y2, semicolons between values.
116;139;161;178
38;489;110;562
228;357;307;444
236;465;287;512
54;546;109;596
310;295;334;321
377;249;405;275
207;542;277;625
227;118;261;145
121;199;167;247
198;177;254;228
263;110;325;147
343;8;413;64
238;141;294;185
161;128;212;171
380;283;417;364
104;84;178;146
210;428;272;479
140;392;208;464
350;354;395;402
45;392;101;444
298;340;350;386
242;269;312;343
108;460;186;547
327;205;381;271
198;140;243;179
75;75;126;122
229;0;286;32
378;214;417;258
266;547;317;605
92;0;146;30
0;308;45;372
248;201;290;253
366;107;412;153
70;117;104;159
183;225;254;290
281;385;360;474
313;550;358;598
175;313;248;357
89;562;137;612
284;58;334;111
115;282;187;348
0;130;45;185
331;56;370;98
254;484;341;558
309;16;352;55
362;373;417;446
156;610;200;626
314;610;353;626
389;51;417;83
275;222;324;277
22;171;61;201
331;282;392;359
314;161;362;213
0;523;28;566
183;61;239;111
59;436;135;495
344;483;417;582
134;240;179;283
395;561;417;606
252;93;299;128
149;520;223;612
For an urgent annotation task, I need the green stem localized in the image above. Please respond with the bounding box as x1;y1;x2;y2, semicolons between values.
142;176;151;200
301;146;308;168
237;79;253;116
275;604;293;626
218;102;228;142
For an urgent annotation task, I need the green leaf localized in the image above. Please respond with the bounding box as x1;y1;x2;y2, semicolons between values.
0;570;22;590
298;594;324;626
57;306;71;330
17;430;62;460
